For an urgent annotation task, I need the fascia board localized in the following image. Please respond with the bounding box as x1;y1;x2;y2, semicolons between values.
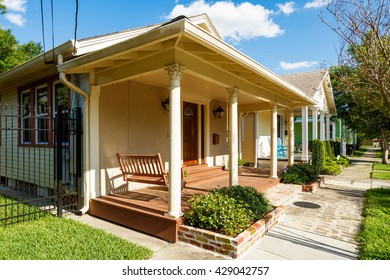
182;20;316;106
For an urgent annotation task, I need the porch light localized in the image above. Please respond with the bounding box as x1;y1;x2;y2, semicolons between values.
161;98;169;112
213;106;224;119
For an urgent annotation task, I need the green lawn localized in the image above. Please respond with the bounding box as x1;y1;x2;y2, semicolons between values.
353;147;367;157
357;188;390;260
0;195;153;260
372;164;390;180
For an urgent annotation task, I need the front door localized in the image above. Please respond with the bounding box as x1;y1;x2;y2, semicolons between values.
183;102;198;165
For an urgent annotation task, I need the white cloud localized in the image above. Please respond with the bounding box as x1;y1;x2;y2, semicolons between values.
166;0;284;44
277;2;296;15
4;0;27;13
304;0;331;9
5;12;25;26
280;60;319;70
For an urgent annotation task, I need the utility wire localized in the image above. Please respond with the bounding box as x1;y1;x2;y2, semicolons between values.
51;0;55;62
74;0;79;54
40;0;46;59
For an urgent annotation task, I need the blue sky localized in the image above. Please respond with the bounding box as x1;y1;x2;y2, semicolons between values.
0;0;339;75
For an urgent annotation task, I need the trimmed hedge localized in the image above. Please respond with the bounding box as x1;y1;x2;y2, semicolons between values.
311;140;326;175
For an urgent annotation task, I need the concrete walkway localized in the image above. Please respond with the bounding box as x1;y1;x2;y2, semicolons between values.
240;148;386;260
69;148;388;260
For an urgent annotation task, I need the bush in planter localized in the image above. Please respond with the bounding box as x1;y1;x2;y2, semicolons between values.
337;155;350;167
324;140;335;160
211;185;273;220
184;192;254;237
311;140;326;175
322;158;341;175
282;163;318;185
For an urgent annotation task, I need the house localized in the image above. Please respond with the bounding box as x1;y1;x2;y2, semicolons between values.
0;14;318;241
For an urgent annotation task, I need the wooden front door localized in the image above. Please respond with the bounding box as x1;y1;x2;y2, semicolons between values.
183;102;198;165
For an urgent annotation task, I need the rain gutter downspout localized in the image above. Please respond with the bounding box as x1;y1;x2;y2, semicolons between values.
58;54;91;215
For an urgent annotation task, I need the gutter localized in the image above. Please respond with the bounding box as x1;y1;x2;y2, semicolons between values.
57;54;91;215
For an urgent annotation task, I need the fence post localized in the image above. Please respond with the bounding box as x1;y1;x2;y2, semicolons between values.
56;106;63;217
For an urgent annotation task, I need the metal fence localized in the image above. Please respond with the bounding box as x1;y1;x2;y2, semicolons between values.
0;104;82;225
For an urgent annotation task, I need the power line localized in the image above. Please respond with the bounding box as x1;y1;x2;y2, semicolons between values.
74;0;78;54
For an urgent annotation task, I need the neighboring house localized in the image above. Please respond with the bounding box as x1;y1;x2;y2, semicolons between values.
240;69;338;164
0;14;318;234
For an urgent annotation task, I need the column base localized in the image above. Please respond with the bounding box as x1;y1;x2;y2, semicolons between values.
164;211;183;219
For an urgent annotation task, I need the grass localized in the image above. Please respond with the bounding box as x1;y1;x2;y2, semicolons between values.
357;188;390;260
371;163;390;180
0;195;153;260
353;147;367;157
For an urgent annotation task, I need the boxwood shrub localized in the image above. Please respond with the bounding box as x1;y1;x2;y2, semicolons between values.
282;163;318;185
184;185;273;237
311;140;326;175
211;185;273;220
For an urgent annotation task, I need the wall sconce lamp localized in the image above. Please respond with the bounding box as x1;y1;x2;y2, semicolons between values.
213;106;225;119
161;98;169;112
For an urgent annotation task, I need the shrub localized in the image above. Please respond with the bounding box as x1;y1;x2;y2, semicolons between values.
312;140;326;174
324;140;334;160
322;158;341;175
282;163;318;185
337;155;350;167
184;192;254;237
211;185;273;220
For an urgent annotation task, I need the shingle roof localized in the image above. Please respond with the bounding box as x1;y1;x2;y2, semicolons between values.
281;69;327;97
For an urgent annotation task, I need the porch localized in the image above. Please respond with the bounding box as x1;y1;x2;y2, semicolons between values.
89;163;285;243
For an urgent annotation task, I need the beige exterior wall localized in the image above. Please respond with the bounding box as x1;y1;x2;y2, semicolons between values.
209;100;229;167
99;81;230;194
0;87;55;190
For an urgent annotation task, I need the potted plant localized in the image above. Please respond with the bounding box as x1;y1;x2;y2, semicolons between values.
238;158;246;174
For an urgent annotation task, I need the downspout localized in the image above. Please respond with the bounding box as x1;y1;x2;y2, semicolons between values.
58;54;91;215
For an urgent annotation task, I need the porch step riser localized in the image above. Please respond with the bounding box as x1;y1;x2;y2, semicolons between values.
89;198;180;243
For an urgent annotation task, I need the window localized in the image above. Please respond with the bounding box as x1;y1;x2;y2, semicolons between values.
35;85;49;144
18;77;70;146
21;90;32;144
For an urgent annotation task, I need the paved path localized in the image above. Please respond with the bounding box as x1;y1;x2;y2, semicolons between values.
240;148;382;260
70;148;388;260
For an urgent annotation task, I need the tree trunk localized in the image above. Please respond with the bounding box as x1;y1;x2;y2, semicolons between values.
382;141;389;164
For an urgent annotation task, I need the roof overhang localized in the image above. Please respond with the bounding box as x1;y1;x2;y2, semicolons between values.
57;17;316;109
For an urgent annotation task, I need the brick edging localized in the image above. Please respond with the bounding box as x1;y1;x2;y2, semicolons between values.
178;206;285;258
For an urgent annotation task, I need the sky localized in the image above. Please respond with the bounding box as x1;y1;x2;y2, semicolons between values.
0;0;340;75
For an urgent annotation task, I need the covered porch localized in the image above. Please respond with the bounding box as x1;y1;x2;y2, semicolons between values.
89;162;285;242
56;15;316;241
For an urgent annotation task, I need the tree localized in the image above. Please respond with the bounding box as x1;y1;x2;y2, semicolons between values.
0;28;43;74
320;0;390;108
330;65;389;163
0;1;43;73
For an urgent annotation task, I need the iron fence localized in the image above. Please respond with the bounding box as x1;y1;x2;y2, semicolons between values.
0;104;82;225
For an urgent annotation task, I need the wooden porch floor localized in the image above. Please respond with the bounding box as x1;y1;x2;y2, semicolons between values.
89;164;283;243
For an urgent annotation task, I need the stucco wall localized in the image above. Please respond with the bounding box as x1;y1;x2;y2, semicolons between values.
99;80;170;193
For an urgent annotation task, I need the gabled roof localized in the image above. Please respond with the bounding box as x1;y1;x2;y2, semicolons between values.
282;69;336;114
282;69;327;98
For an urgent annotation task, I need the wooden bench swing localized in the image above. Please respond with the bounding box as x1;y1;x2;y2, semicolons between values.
116;153;185;189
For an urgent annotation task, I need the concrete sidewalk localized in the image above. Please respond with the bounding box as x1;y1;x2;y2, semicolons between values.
69;148;386;260
240;148;384;260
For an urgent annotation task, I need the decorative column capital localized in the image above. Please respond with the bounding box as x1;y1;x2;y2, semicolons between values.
164;63;186;81
227;87;239;98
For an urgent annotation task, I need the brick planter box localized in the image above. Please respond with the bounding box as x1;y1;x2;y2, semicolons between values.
178;206;285;258
302;176;325;192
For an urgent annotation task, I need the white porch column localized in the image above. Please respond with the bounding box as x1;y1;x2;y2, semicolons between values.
301;106;309;162
310;107;319;140
288;108;294;166
332;121;336;140
228;87;239;186
320;111;325;141
254;112;259;168
326;115;331;140
197;104;202;165
270;102;278;178
165;63;185;218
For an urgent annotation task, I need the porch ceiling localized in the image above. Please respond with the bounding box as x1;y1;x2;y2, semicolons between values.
58;17;316;109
